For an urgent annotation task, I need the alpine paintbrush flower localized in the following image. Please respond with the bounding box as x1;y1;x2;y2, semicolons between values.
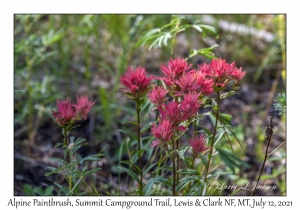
52;98;76;126
147;85;168;108
194;71;214;95
120;67;154;99
181;92;202;119
150;120;175;148
160;58;192;87
189;134;210;156
199;58;245;88
73;95;95;120
175;71;199;96
232;67;246;83
158;101;189;124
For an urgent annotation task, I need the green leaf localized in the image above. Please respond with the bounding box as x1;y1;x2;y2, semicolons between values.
54;142;65;148
118;166;140;184
260;174;274;180
198;126;212;136
121;160;132;166
44;186;54;196
154;166;173;173
143;163;158;175
177;168;200;176
211;99;217;107
118;129;138;141
42;29;66;46
53;182;62;189
163;32;171;46
140;123;152;134
199;153;208;170
64;149;69;160
45;167;59;176
176;145;189;160
58;186;69;194
219;113;233;125
149;36;161;50
232;86;240;91
144;176;171;195
67;124;81;131
48;158;67;164
220;91;236;99
33;187;44;195
157;35;165;48
80;153;103;164
140;98;153;114
83;168;101;177
23;184;35;196
122;121;138;126
192;24;203;33
183;156;194;169
198;24;217;34
72;145;81;153
176;176;202;195
74;137;86;146
214;130;226;146
137;149;146;156
216;147;250;173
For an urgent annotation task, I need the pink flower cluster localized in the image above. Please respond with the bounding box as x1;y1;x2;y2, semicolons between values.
148;58;245;149
52;95;95;127
199;58;246;87
119;57;245;151
148;58;209;148
158;58;214;97
120;67;155;99
189;134;210;156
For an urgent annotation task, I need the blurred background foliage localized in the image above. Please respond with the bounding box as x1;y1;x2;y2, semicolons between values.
14;14;286;196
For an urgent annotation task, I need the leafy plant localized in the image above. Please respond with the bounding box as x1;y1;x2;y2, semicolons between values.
274;93;286;116
45;96;103;196
137;15;218;59
23;184;54;196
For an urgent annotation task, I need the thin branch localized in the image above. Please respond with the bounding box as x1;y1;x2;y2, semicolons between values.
252;111;275;196
268;140;286;157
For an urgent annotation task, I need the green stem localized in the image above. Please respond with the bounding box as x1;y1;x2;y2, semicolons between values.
187;156;195;193
63;127;67;145
176;139;180;186
136;100;143;195
201;91;220;195
67;176;82;196
172;140;176;196
63;127;73;194
171;18;180;58
193;120;197;138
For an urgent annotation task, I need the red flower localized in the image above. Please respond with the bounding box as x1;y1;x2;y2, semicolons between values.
158;101;188;124
52;98;76;126
160;58;192;87
194;71;214;95
120;67;154;99
189;134;210;156
151;120;175;147
175;70;213;96
175;71;198;96
181;92;202;119
150;140;160;148
199;58;245;87
73;95;95;120
232;67;246;82
147;85;168;107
